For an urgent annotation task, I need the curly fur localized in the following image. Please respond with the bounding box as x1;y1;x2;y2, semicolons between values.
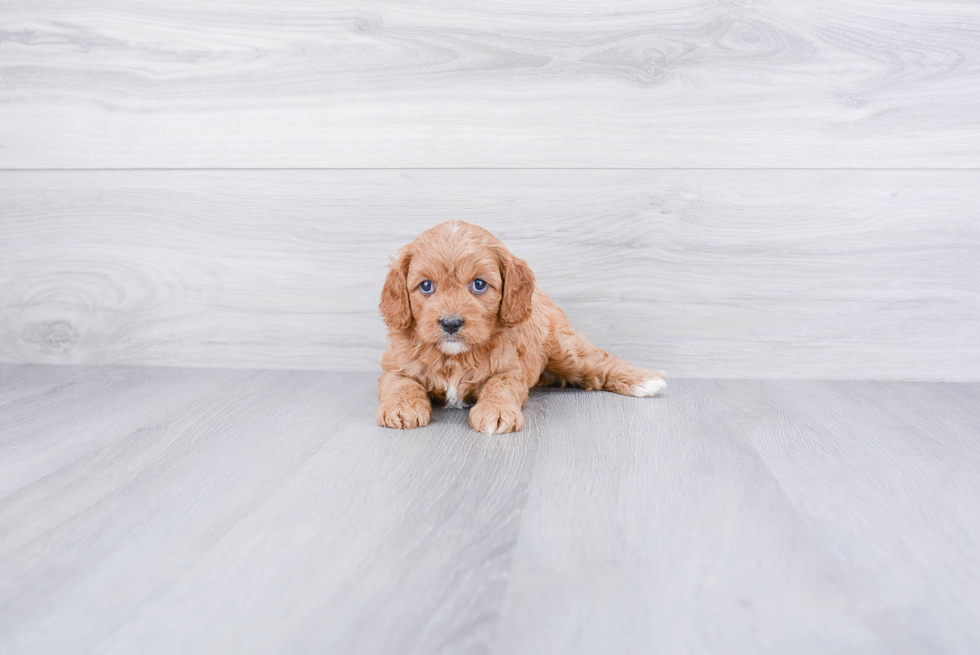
377;221;666;433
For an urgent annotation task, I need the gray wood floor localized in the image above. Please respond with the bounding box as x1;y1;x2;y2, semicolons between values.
2;364;978;654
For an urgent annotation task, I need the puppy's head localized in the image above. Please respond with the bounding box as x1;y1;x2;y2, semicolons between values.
380;221;534;355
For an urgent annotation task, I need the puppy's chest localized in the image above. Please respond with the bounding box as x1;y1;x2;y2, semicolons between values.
427;376;480;409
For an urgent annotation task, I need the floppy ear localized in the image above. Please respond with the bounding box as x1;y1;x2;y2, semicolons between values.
379;247;413;330
496;246;535;327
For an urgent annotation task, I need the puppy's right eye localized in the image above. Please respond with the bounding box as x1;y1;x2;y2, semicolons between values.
419;280;434;295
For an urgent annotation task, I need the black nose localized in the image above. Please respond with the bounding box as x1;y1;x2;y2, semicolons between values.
439;317;464;334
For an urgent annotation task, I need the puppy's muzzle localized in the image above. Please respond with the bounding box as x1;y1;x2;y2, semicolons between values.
439;316;464;335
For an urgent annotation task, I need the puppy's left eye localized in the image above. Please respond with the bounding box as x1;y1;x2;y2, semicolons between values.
470;278;488;294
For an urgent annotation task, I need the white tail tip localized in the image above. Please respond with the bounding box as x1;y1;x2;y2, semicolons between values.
632;378;667;397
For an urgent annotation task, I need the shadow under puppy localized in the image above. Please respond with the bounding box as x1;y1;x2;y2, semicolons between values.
378;221;666;434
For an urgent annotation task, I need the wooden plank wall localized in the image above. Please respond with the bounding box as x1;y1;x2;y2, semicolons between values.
1;1;978;379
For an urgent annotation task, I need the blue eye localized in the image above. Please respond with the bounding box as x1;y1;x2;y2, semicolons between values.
471;278;488;294
419;280;434;295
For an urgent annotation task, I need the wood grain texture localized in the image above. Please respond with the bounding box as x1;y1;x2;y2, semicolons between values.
0;365;543;654
494;379;980;654
1;0;979;168
1;365;978;653
2;169;978;379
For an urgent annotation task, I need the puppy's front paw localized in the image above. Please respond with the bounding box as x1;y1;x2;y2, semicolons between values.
377;397;432;429
469;401;524;434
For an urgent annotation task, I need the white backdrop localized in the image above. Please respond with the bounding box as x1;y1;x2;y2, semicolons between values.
2;1;979;379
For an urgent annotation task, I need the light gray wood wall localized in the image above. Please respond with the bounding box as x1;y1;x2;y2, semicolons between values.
1;1;978;379
1;0;979;168
2;170;978;379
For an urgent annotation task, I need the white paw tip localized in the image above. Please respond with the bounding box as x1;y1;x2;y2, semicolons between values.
632;377;667;397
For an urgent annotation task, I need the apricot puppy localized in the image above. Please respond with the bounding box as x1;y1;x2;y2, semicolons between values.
377;221;666;434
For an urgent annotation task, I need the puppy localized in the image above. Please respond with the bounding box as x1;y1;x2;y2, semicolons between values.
377;221;666;433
